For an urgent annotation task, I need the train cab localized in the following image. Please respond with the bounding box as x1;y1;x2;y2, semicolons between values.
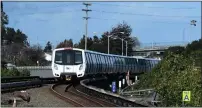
51;47;86;80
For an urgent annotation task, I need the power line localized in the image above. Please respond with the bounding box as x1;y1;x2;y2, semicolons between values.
90;17;200;24
92;10;201;18
7;7;200;19
92;3;197;10
8;11;201;25
12;9;200;19
4;3;78;13
82;2;92;50
10;9;81;16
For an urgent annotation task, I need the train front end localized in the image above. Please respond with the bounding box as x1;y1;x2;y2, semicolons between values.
51;47;85;81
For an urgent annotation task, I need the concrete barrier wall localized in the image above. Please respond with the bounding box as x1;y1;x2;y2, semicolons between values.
16;66;53;78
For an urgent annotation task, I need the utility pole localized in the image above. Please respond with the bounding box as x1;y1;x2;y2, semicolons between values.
82;2;91;50
126;41;128;56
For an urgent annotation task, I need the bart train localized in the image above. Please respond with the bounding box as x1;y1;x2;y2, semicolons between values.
51;47;160;80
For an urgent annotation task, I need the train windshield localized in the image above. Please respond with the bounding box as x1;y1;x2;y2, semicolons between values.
54;50;83;65
75;51;82;64
55;50;63;64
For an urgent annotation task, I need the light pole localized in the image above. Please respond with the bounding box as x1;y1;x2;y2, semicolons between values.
119;32;125;56
183;28;185;44
108;34;117;54
108;35;111;54
126;41;128;56
183;20;197;44
113;36;128;56
107;32;124;54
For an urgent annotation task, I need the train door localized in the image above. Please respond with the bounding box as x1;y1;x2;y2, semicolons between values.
63;50;74;75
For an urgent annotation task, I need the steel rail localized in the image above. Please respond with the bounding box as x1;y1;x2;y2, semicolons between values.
50;83;84;107
67;84;105;107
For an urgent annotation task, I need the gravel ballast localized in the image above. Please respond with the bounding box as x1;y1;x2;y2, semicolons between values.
1;84;73;107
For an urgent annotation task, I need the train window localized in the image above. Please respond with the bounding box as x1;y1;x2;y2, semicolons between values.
89;53;93;73
54;50;63;64
119;57;122;65
125;58;128;65
92;53;95;64
103;55;105;64
75;51;83;64
89;53;93;65
108;56;112;72
95;54;99;72
85;52;88;62
122;57;126;65
111;56;114;65
85;52;89;73
98;54;101;72
107;56;110;64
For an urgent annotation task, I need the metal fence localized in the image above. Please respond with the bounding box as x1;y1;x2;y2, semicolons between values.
120;88;161;106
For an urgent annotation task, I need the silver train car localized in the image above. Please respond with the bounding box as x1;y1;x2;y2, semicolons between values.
51;47;160;80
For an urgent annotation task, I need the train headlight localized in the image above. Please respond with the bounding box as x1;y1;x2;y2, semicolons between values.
79;64;83;70
54;64;58;70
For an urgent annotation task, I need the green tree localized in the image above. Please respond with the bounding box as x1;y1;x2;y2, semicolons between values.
136;52;201;107
74;21;140;55
13;29;28;45
44;41;52;52
185;39;202;55
93;35;100;44
56;39;73;48
164;46;185;57
1;1;8;45
4;27;15;45
13;44;48;66
76;35;94;50
100;21;139;55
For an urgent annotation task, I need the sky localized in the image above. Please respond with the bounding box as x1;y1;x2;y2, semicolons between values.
3;2;201;48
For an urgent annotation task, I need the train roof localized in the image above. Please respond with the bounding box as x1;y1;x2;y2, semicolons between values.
53;47;161;61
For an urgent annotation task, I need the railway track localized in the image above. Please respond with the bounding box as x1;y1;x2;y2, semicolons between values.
50;82;117;107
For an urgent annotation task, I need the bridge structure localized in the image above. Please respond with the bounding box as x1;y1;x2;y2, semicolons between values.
132;41;188;57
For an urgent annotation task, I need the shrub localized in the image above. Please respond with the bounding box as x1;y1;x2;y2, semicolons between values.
1;68;30;77
20;69;30;76
135;52;201;107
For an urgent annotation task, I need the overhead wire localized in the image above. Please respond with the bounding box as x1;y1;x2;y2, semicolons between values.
6;3;200;18
92;3;197;10
5;3;200;25
92;10;201;18
90;17;199;25
10;8;201;19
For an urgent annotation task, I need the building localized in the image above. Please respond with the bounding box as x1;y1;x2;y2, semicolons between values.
44;52;52;61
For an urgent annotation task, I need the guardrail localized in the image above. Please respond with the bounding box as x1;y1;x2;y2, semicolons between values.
119;81;162;107
120;89;154;96
151;92;161;106
1;76;58;93
79;78;147;107
1;80;42;93
120;89;161;106
1;76;40;83
16;66;51;70
119;80;140;94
